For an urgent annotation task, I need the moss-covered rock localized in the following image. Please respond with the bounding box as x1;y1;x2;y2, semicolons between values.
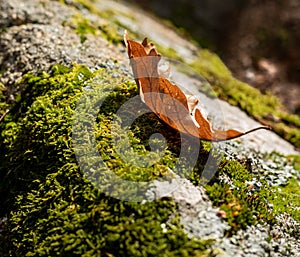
0;64;215;256
0;0;299;256
1;63;298;256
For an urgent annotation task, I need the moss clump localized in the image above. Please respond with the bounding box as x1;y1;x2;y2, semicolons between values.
289;154;300;171
63;11;123;44
69;14;99;43
1;165;213;257
0;64;91;212
65;0;124;44
191;149;299;236
0;64;215;256
193;158;276;235
271;178;300;223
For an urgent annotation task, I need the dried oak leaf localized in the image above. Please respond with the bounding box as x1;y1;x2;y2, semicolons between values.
124;31;269;141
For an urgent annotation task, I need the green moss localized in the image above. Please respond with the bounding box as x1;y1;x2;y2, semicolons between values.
0;64;215;256
0;59;298;255
98;23;123;45
194;159;275;235
67;0;124;44
270;154;300;224
70;14;99;43
72;0;110;19
0;64;89;209
156;45;183;62
271;178;300;224
72;0;136;22
63;10;123;44
2;165;213;256
289;155;300;171
191;149;299;236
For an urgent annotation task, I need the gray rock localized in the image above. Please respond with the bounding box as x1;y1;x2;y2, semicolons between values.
147;175;231;239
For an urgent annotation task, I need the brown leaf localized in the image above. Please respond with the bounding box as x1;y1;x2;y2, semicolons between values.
124;31;269;141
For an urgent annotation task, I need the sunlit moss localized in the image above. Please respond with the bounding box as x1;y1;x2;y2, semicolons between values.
0;64;215;256
70;14;99;43
271;178;300;223
1;0;300;252
1;58;299;255
193;158;276;235
67;0;124;44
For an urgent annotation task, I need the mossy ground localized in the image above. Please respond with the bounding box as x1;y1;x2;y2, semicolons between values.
0;63;299;255
271;178;300;223
192;156;276;235
0;64;216;256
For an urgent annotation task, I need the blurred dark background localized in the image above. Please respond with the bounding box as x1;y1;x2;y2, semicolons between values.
122;0;300;116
